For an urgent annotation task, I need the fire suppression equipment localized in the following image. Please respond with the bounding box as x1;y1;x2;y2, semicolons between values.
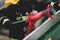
25;4;56;37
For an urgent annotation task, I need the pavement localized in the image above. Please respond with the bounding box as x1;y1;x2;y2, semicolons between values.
0;34;9;40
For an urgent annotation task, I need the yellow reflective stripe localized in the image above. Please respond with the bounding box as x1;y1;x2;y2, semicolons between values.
0;17;4;22
0;16;6;22
22;16;27;20
2;19;9;25
58;3;60;6
16;16;27;20
51;2;55;6
16;16;21;20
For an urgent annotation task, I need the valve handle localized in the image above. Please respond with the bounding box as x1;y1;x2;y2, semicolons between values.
46;4;55;19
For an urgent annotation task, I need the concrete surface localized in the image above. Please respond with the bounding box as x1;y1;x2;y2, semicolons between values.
0;34;9;40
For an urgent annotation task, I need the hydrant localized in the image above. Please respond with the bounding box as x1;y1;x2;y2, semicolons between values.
25;4;56;37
